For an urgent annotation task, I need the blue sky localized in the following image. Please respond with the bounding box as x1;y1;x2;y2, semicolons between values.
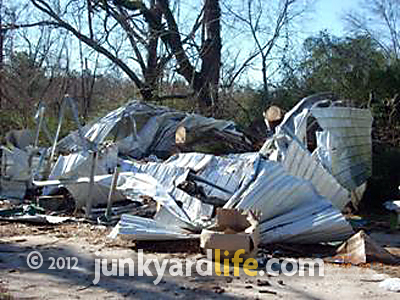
11;0;364;82
306;0;360;36
242;0;363;84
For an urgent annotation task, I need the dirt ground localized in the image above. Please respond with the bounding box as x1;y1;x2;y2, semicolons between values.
1;221;400;300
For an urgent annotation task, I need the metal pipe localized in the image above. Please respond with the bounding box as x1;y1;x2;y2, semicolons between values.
105;167;120;221
187;171;233;195
44;99;67;179
34;102;46;148
85;151;98;218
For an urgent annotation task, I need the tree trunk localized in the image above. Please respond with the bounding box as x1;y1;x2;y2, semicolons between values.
144;1;161;90
198;0;221;114
0;0;3;108
156;0;221;114
0;0;3;70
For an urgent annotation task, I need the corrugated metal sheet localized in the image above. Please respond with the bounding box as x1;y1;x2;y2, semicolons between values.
65;174;125;208
112;151;353;243
42;145;118;199
259;201;353;244
120;155;215;222
115;153;266;237
195;153;259;200
0;147;30;199
0;147;30;180
57;100;249;158
120;157;189;188
282;142;350;210
48;145;118;180
225;157;353;244
310;107;373;191
275;93;334;138
260;97;373;209
164;153;259;200
121;152;259;204
108;214;196;240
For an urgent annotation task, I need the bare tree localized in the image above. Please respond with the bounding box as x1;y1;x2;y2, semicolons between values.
4;0;308;116
346;0;400;60
221;0;308;103
12;0;222;114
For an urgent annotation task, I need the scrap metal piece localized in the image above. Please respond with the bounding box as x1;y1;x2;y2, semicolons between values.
282;142;350;210
108;214;196;241
105;167;120;220
0;146;30;199
224;155;354;244
112;151;352;244
0;214;73;224
57;100;252;158
85;151;98;218
260;95;373;209
310;106;373;191
34;101;53;146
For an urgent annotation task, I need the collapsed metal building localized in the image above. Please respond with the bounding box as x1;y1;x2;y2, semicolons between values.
0;94;373;246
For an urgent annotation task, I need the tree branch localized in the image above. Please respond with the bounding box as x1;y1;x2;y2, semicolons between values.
30;0;149;97
1;21;59;32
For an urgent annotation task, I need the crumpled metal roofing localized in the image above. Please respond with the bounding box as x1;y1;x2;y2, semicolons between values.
224;156;353;243
57;100;250;158
2;96;370;245
259;201;353;244
109;214;196;240
310;106;373;191
282;142;350;210
164;152;259;200
260;96;373;209
120;152;258;204
0;147;30;199
112;152;353;244
120;156;215;223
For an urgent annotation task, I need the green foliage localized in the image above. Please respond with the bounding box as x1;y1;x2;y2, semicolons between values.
273;31;400;146
273;32;398;109
297;32;388;103
0;111;27;137
269;31;400;211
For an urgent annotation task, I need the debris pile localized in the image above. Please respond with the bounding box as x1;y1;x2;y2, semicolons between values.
200;209;260;259
333;230;399;265
0;94;375;252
